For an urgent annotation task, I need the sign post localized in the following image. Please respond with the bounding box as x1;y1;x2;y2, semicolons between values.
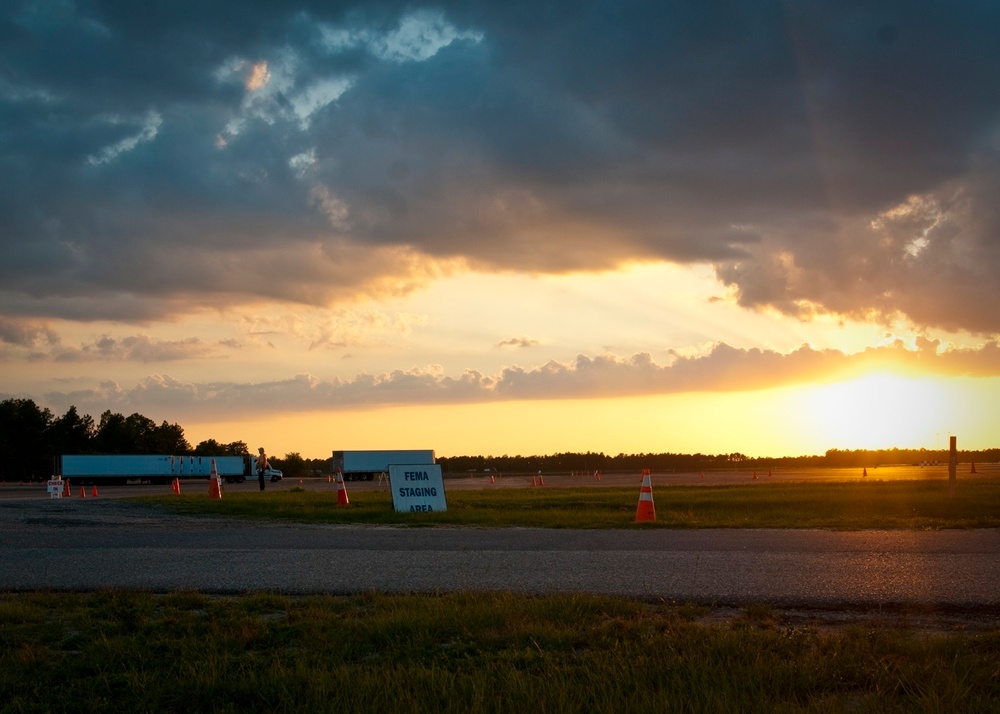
389;464;447;513
948;435;957;499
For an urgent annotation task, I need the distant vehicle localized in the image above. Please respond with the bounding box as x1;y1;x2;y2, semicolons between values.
56;454;282;485
242;456;283;484
333;450;436;481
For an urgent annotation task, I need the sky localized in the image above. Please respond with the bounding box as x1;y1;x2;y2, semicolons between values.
2;1;1000;459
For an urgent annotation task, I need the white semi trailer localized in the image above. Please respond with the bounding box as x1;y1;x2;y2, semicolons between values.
56;454;282;485
332;450;436;481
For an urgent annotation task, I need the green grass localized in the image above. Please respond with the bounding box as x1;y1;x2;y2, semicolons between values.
137;478;1000;529
2;590;997;713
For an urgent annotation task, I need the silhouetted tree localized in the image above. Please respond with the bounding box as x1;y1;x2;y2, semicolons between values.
194;439;249;456
94;411;131;453
92;412;190;454
150;420;191;454
0;398;54;481
194;439;223;455
47;406;95;455
224;440;249;456
122;413;158;452
275;452;306;480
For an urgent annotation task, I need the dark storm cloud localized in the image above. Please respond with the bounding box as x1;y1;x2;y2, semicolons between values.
0;317;57;347
2;1;999;331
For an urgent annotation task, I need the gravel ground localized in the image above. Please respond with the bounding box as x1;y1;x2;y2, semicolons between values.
3;497;1000;631
4;471;1000;633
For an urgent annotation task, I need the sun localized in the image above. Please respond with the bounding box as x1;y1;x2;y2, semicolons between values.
804;372;952;450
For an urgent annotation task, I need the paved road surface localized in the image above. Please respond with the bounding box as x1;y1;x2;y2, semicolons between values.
2;498;998;607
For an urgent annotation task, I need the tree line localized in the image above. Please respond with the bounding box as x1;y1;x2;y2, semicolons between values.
437;445;1000;475
4;397;997;482
0;398;323;481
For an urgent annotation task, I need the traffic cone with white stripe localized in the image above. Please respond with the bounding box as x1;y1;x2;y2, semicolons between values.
635;470;655;523
208;459;222;500
336;470;349;506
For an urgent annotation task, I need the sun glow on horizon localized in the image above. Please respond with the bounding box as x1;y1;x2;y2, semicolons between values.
183;373;990;461
803;372;956;451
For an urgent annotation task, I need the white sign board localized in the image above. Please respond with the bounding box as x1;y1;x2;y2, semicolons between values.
47;479;64;499
389;464;447;513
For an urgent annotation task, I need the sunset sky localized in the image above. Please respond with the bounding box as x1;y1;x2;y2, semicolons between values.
2;1;999;459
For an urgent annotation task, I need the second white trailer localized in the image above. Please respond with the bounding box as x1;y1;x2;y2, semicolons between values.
332;450;436;481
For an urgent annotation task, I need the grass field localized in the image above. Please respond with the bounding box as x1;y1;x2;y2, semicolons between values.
9;476;999;711
3;590;999;713
139;477;1000;529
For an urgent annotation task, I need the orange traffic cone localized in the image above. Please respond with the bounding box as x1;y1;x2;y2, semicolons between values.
79;486;87;498
595;470;601;481
752;471;758;480
767;470;772;477
208;459;222;500
971;463;978;474
539;475;545;486
171;477;180;494
635;470;655;523
336;472;350;506
64;479;71;497
700;471;705;479
862;467;868;478
531;475;536;486
91;485;99;498
490;474;495;484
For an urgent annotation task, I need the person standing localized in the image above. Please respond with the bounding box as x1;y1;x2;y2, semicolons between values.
257;447;268;491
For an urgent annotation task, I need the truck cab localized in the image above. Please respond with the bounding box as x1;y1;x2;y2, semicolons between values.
221;456;283;484
261;467;283;482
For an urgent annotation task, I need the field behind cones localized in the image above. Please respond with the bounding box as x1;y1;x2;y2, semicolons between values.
139;475;1000;529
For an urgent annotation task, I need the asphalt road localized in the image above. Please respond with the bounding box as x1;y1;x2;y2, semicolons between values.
2;497;999;607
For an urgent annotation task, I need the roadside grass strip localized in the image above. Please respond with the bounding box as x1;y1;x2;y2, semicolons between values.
2;591;998;713
138;478;1000;529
